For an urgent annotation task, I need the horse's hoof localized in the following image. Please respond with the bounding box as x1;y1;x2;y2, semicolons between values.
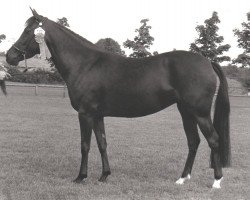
98;171;111;182
73;174;87;184
175;174;191;185
212;177;223;189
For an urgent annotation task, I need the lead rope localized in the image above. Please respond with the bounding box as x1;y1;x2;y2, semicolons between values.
12;45;29;72
23;53;28;72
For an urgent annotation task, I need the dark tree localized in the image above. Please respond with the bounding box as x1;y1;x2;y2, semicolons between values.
123;19;158;58
56;17;70;27
96;38;125;56
233;12;250;67
190;12;231;63
232;54;250;68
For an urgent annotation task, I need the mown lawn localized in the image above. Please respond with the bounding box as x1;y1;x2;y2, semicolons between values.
0;87;249;200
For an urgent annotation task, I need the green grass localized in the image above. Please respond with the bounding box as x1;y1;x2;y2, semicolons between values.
0;88;249;200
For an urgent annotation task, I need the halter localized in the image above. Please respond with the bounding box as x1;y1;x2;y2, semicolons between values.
12;44;28;70
12;19;46;72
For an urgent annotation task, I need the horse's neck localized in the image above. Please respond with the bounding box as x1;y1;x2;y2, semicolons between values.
43;22;97;81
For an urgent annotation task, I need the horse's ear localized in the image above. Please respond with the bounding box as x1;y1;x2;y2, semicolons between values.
30;7;44;21
30;7;38;17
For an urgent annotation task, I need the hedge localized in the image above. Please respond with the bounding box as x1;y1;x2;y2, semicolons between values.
223;65;250;88
7;67;64;84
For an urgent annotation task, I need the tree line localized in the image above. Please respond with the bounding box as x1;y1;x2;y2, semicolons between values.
1;12;249;65
94;11;249;68
1;12;250;87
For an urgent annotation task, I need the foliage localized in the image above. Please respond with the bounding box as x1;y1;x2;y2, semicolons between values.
56;17;70;27
238;68;250;88
233;14;250;67
222;65;239;79
7;67;64;84
0;34;6;43
222;64;250;88
95;38;125;56
123;19;158;58
190;12;231;63
226;78;248;95
232;53;250;68
0;52;6;56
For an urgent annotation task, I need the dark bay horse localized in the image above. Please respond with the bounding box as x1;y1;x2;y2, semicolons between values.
6;9;231;188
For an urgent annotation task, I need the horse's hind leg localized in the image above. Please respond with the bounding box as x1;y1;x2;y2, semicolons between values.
176;104;200;185
196;115;223;188
93;117;111;182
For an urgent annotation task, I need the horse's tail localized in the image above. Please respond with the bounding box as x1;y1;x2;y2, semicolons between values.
0;80;7;96
211;62;231;167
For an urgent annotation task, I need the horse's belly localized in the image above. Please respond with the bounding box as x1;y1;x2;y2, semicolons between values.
103;89;178;118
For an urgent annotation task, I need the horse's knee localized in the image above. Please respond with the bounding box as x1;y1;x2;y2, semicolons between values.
81;143;90;154
208;134;219;150
98;142;107;154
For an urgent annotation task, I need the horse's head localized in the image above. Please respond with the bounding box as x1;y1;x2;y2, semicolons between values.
6;8;45;66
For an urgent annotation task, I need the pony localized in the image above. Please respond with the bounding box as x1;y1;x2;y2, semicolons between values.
6;8;231;188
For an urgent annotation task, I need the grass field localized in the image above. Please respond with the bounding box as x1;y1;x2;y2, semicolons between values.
0;87;249;200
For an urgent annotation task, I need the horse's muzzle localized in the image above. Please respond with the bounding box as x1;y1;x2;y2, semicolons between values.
6;51;19;66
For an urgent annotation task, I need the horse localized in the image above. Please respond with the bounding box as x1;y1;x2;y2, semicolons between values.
6;8;231;189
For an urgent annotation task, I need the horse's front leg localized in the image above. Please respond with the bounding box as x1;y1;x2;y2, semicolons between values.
73;113;93;183
93;117;111;182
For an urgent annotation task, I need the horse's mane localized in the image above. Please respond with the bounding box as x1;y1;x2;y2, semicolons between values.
25;17;37;27
54;21;98;49
26;16;98;49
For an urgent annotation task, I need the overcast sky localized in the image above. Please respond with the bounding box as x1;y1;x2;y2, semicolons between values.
1;0;250;58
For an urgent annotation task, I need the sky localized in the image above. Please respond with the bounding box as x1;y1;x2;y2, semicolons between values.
0;0;250;58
